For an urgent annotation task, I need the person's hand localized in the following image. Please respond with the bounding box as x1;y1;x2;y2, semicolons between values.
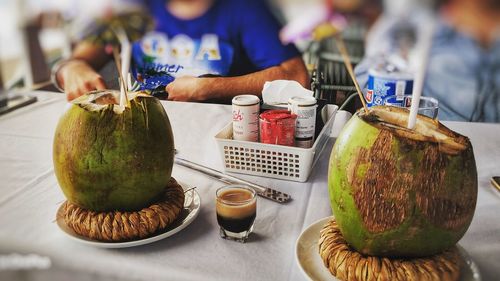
57;60;107;101
165;76;210;102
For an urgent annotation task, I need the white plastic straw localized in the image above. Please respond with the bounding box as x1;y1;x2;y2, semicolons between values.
112;27;131;109
120;45;131;92
127;73;133;91
407;20;435;129
112;49;127;110
119;80;127;110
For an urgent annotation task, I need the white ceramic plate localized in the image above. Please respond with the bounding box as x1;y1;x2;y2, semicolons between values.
296;217;481;281
56;184;201;248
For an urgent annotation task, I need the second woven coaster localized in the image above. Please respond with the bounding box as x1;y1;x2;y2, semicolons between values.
318;219;462;281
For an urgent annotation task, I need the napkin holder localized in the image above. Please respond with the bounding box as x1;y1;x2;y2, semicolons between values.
214;104;338;182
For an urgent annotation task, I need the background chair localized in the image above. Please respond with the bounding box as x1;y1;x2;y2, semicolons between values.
308;19;367;113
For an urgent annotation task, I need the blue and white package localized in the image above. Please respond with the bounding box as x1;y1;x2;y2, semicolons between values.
365;68;414;107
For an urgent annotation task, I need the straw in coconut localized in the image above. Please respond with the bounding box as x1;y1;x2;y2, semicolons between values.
407;20;435;129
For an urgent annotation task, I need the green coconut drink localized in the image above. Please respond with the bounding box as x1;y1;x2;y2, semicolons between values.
53;90;175;212
328;106;477;258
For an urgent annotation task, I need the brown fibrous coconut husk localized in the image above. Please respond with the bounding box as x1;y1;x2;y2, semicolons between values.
61;178;185;242
319;219;462;281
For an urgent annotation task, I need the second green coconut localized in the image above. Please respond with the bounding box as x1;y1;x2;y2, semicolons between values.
328;106;477;257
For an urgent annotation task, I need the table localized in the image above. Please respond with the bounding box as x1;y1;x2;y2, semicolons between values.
0;91;499;281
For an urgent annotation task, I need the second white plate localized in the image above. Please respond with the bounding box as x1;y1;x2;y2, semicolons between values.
295;217;481;281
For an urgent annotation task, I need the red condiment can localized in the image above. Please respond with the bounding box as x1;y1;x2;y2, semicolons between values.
259;110;297;146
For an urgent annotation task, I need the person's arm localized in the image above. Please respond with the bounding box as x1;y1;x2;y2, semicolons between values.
166;56;308;102
55;42;111;100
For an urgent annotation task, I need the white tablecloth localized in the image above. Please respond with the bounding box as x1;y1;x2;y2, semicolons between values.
0;91;499;281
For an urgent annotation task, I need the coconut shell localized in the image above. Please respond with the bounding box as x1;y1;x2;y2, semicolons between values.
53;91;175;212
328;107;477;257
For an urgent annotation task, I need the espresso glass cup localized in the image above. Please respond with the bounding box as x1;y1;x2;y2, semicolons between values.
383;95;439;119
216;185;257;243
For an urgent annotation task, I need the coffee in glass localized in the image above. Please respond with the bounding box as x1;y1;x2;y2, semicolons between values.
216;185;256;242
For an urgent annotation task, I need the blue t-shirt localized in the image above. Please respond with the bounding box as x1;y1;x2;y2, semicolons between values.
131;0;300;90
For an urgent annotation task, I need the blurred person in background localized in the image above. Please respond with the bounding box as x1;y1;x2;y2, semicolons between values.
54;0;308;102
330;0;381;27
355;0;500;122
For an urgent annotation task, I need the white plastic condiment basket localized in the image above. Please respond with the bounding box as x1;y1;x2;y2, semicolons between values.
214;105;338;182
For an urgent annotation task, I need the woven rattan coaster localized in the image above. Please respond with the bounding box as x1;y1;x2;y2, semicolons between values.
60;177;185;242
318;219;462;281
